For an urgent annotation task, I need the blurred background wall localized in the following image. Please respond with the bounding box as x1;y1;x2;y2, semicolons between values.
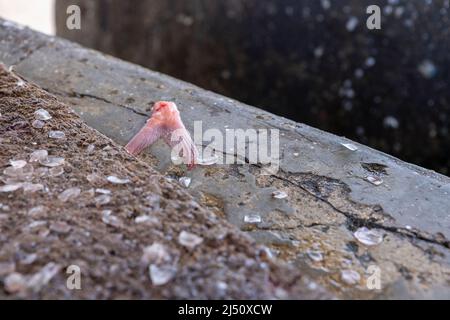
2;0;450;175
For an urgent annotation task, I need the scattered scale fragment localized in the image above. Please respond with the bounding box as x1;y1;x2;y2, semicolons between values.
141;243;172;265
50;221;71;234
86;173;105;184
340;269;361;285
48;130;65;139
22;183;44;193
0;183;23;193
354;227;383;246
197;154;219;165
306;250;324;262
272;190;288;199
95;188;111;194
39;156;65;167
27;262;61;292
178;231;203;249
4;163;34;179
101;210;122;227
3;273;26;293
58;187;81;202
86;144;95;154
30;150;48;162
366;176;383;186
341;143;358;151
135;215;159;225
107;175;130;184
149;264;177;286
31;120;45;129
28;205;46;216
49;166;64;176
35;167;49;177
9;159;27;168
243;214;262;224
179;177;191;188
94;194;111;205
34;108;52;121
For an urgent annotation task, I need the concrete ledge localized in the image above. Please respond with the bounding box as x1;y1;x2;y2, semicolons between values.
1;18;449;299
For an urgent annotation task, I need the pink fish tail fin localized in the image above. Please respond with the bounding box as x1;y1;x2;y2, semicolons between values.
125;124;161;155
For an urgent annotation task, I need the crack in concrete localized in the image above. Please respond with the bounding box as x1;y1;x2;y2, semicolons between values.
256;222;341;232
42;88;150;118
269;173;450;250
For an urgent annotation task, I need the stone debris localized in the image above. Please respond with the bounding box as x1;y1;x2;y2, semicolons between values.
354;227;383;246
272;190;288;199
107;175;130;184
34;108;52;121
178;231;203;249
48;130;65;139
366;176;383;186
58;187;81;202
179;177;191;188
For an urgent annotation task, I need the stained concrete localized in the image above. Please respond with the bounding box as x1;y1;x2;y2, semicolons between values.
1;19;449;299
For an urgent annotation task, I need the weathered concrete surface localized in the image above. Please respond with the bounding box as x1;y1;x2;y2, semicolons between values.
1;19;450;299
